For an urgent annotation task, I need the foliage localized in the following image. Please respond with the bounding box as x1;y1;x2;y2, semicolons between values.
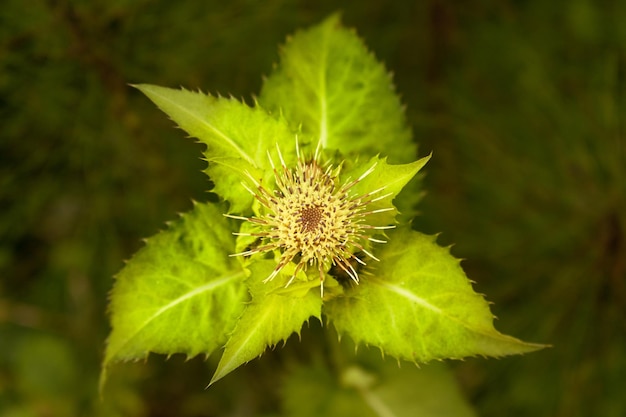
102;15;543;406
2;1;623;416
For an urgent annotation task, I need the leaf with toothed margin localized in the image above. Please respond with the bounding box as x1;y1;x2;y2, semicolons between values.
134;84;297;214
101;202;248;390
210;260;323;385
339;154;431;229
325;227;547;362
259;14;416;164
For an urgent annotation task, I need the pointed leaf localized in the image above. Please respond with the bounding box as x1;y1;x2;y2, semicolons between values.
134;84;296;213
260;15;416;163
210;260;322;384
103;202;248;373
341;154;431;227
326;227;547;362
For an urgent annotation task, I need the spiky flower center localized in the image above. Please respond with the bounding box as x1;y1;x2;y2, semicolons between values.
300;206;322;232
268;161;358;267
231;150;393;296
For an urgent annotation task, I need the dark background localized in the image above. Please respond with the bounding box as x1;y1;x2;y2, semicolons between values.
1;0;624;416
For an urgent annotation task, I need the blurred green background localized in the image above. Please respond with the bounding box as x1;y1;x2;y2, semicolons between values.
1;0;624;416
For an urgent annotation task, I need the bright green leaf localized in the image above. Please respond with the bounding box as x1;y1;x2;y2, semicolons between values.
210;260;323;385
134;84;296;213
103;202;248;381
326;227;547;362
341;154;431;227
260;15;416;163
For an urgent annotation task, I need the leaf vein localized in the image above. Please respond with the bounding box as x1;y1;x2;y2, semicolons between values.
317;24;330;150
373;279;500;339
115;270;246;354
375;280;443;315
150;88;256;166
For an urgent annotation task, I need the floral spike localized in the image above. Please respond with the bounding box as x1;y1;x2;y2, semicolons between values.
228;143;393;296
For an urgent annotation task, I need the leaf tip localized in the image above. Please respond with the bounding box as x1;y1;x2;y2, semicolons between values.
323;12;343;27
208;367;228;387
98;366;109;398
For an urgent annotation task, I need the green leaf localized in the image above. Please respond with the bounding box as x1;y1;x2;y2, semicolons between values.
103;202;248;381
282;362;375;417
342;362;477;417
210;260;323;385
134;84;296;213
282;360;476;417
260;15;416;163
341;154;431;227
326;227;547;362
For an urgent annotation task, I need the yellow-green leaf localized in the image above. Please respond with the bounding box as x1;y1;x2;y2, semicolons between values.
210;260;323;384
326;227;547;362
260;15;416;163
340;154;431;227
102;203;248;385
134;84;296;213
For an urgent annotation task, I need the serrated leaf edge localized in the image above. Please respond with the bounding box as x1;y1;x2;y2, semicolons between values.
132;84;257;166
105;270;247;363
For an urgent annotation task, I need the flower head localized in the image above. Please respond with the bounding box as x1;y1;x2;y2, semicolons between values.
229;144;394;296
